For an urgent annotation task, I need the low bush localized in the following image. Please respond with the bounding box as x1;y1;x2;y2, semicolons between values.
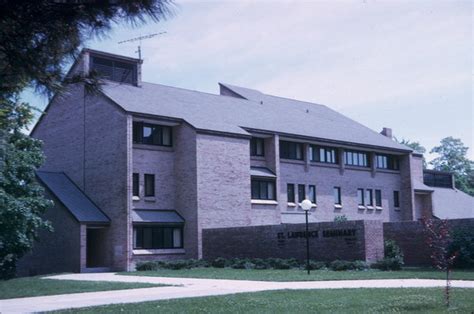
329;260;360;271
211;257;227;268
251;258;270;269
371;240;404;271
448;229;474;269
136;261;159;271
307;261;327;270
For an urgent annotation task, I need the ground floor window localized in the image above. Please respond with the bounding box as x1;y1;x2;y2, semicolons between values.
251;179;276;200
133;225;183;249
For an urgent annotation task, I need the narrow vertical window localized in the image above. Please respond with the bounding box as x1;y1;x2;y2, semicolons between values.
334;187;341;205
144;174;155;197
375;190;382;207
287;184;295;203
132;173;139;197
309;185;316;204
250;138;265;156
357;188;364;206
298;184;306;202
366;189;373;206
394;191;400;208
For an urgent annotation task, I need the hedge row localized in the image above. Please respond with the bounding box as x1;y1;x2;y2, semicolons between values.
135;258;378;271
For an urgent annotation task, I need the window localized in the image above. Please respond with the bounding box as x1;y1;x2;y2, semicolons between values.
91;56;137;85
132;173;139;197
133;122;172;147
133;225;183;249
357;188;365;206
309;185;317;204
393;191;400;208
280;141;304;160
251;179;276;200
375;190;382;207
287;184;295;203
344;150;370;167
334;187;341;205
310;145;338;164
298;184;306;202
366;189;373;206
423;171;453;188
144;174;155;197
250;138;265;156
376;154;400;170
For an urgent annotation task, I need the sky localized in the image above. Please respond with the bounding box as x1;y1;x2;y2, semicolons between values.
24;0;473;160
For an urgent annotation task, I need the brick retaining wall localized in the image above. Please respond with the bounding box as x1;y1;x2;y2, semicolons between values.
203;220;384;263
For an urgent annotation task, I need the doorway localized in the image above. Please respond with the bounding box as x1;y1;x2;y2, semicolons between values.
86;228;107;268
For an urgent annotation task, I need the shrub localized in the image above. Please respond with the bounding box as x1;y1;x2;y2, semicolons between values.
164;260;193;270
448;229;474;269
371;257;403;271
211;257;228;268
251;258;270;269
385;240;404;260
308;260;326;270
267;258;291;269
353;260;368;270
329;260;354;271
136;261;159;271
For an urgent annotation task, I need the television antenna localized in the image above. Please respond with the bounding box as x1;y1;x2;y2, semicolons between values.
118;32;166;60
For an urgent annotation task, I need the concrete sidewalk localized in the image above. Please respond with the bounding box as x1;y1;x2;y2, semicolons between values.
1;273;473;313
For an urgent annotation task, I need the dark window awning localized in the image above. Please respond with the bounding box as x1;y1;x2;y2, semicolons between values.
250;166;276;178
132;210;185;224
36;171;110;224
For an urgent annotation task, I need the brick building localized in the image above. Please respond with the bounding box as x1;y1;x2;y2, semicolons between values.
19;49;473;274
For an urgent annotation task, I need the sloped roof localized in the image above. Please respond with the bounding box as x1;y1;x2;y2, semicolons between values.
431;187;474;219
413;180;434;192
36;171;110;224
250;166;276;178
101;81;411;152
131;210;184;223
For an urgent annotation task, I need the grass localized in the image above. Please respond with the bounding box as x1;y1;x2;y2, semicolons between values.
120;267;474;282
0;276;166;300
56;288;474;313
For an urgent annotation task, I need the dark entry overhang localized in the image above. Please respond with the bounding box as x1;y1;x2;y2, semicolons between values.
132;210;184;224
36;171;110;224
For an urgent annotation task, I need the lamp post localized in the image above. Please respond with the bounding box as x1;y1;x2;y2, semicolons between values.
301;199;313;275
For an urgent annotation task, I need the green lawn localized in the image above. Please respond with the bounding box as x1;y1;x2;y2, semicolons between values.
0;276;166;300
120;267;474;281
56;288;474;313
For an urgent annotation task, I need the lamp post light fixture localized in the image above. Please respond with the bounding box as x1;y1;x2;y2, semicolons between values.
301;199;313;275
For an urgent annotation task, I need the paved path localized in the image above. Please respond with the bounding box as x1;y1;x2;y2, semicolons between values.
2;273;474;313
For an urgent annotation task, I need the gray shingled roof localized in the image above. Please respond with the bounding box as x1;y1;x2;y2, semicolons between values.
431;187;474;219
102;81;411;151
36;171;110;224
131;210;184;223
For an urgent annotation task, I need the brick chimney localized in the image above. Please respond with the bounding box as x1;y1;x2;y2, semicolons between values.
380;127;392;138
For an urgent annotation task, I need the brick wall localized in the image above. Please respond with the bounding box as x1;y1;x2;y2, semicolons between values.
16;190;82;276
384;218;474;266
203;220;384;263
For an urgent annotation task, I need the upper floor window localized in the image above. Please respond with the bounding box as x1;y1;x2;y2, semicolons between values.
423;171;453;188
310;145;338;164
287;184;295;203
280;141;304;160
132;173;139;197
250;137;265;157
334;187;342;205
144;174;155;197
91;56;137;85
251;179;276;200
344;150;370;167
366;189;373;206
375;190;382;207
393;191;400;208
376;154;400;170
133;122;172;147
308;185;317;204
298;184;305;202
357;188;365;206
